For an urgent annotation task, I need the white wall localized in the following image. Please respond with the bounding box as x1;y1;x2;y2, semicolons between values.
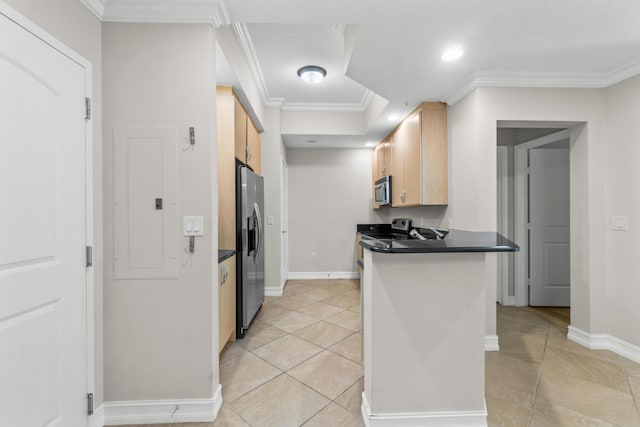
281;110;366;135
261;107;286;294
103;23;217;401
287;148;373;275
3;0;105;406
604;74;640;346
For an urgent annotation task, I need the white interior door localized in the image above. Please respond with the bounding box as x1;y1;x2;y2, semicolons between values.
281;157;289;287
0;11;88;427
529;148;570;306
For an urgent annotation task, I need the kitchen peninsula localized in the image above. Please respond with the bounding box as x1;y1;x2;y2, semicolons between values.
359;229;518;426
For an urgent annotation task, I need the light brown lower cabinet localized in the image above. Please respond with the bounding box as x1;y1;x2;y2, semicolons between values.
219;255;236;352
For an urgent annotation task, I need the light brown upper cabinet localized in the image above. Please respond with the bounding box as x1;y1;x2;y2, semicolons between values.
372;138;392;208
372;144;381;182
372;138;392;182
230;90;262;176
217;86;236;249
233;96;247;162
375;102;448;208
246;119;261;176
392;112;421;206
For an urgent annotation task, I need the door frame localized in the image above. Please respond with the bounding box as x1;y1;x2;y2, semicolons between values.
0;0;96;411
281;155;289;287
496;146;511;305
514;129;569;306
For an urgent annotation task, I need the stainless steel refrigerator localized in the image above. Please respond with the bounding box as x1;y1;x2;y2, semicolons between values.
236;164;265;337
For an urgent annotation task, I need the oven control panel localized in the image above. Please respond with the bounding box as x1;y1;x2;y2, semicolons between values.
391;218;412;233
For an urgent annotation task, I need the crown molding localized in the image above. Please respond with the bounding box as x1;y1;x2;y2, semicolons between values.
603;58;640;87
230;23;283;107
280;89;375;112
332;24;346;36
80;0;105;20
444;62;640;105
82;0;230;26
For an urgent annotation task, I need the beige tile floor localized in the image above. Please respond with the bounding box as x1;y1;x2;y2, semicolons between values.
111;279;640;427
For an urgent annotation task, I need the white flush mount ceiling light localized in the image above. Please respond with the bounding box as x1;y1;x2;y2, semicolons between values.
365;142;376;147
297;65;327;84
441;45;464;62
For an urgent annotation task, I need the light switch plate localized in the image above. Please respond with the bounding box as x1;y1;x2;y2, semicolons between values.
183;216;204;236
267;215;274;225
611;216;628;231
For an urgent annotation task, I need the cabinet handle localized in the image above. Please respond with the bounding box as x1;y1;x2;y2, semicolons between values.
246;146;252;162
220;265;228;285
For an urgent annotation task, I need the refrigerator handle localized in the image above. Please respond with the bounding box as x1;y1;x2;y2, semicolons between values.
247;216;255;255
254;202;263;261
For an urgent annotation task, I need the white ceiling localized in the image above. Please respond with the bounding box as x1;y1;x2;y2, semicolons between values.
246;24;370;107
89;0;640;148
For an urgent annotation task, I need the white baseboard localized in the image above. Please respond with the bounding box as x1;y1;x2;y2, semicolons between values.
287;271;360;280
361;392;487;426
103;384;223;425
89;404;105;427
265;286;283;297
567;326;640;364
500;296;515;306
485;335;500;352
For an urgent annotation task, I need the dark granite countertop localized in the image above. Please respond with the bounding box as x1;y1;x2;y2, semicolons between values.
218;249;236;263
359;228;519;253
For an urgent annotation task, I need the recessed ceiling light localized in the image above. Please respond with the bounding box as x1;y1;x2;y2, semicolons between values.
441;45;464;62
297;66;327;84
365;142;376;147
388;115;400;121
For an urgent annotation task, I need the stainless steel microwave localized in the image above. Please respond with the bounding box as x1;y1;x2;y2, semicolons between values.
374;176;392;206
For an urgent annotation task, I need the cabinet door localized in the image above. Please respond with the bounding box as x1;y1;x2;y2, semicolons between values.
247;119;261;175
234;96;247;162
390;130;404;206
371;146;380;208
402;112;422;206
372;144;381;181
382;139;392;177
219;255;236;351
421;107;448;204
216;88;236;249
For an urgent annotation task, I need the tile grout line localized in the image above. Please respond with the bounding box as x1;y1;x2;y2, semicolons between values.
618;353;640;419
526;320;551;427
282;371;334;426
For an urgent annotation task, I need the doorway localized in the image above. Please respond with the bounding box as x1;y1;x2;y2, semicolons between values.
514;129;571;307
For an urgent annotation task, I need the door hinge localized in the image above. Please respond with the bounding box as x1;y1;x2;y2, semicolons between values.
86;246;93;268
85;97;92;120
87;393;94;415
